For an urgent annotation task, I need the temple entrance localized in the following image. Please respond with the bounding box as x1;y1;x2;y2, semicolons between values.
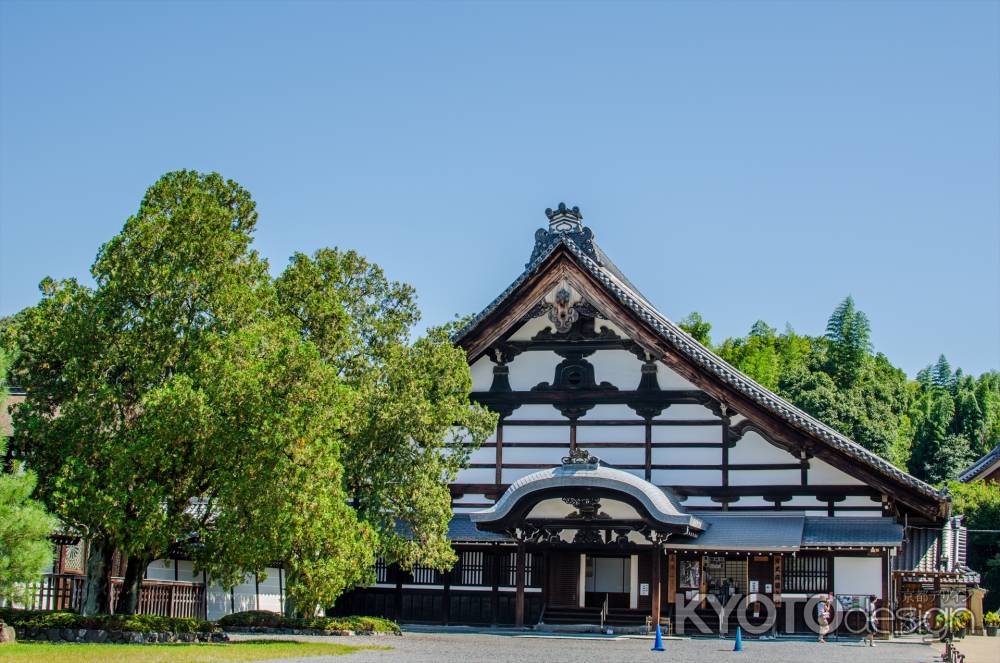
584;555;631;609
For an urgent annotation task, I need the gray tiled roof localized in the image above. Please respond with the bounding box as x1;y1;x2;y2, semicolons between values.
448;514;513;542
663;514;804;552
802;517;903;548
959;443;1000;482
454;226;944;506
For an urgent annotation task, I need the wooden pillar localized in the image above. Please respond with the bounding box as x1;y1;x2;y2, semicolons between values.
666;554;677;605
490;543;500;625
880;549;893;637
495;420;504;488
644;419;652;481
515;539;526;626
650;544;662;627
443;556;452;625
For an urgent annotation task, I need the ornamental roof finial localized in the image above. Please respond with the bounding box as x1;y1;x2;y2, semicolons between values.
544;202;583;233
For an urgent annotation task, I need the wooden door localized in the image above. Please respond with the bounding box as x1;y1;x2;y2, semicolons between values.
547;552;579;607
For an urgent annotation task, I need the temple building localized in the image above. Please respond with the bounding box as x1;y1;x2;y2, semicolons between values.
332;204;972;633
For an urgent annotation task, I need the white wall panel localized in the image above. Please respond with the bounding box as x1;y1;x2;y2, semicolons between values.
206;583;232;621
833;511;886;518
833;557;882;598
232;575;258;613
503;425;568;443
679;496;715;507
176;560;199;583
576;422;644;442
809;460;865;486
501;446;564;464
453;493;488;504
838;496;880;508
651;469;720;485
145;559;176;582
508;317;554;340
728;469;800;486
651;446;720;465
503;468;549;483
468;447;496;465
584;446;641;466
579;404;638;421
257;568;282;614
508;352;562;391
454;468;497;484
505;405;561;421
651;425;720;443
470;357;494;392
589;350;644;390
654;404;718;421
655;363;699;389
729;432;796;464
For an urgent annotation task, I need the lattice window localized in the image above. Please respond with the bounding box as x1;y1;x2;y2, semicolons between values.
409;563;438;584
374;557;388;583
459;550;486;586
782;555;829;593
499;551;536;587
61;543;85;574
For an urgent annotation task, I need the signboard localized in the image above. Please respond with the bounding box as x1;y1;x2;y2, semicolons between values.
749;580;759;593
639;583;649;596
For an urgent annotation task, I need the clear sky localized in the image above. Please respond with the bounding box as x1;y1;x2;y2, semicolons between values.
1;1;997;377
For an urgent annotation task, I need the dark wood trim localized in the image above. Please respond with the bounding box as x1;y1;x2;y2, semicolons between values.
495;421;504;488
468;462;800;471
500;419;722;427
468;441;726;448
456;248;943;520
515;539;526;626
569;423;576;452
644;419;652;481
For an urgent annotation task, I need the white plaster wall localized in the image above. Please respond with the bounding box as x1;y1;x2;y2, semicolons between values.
505;405;561;421
833;557;882;598
470;357;494;392
503;425;568;443
728;469;800;486
651;425;721;443
651;469;720;485
501;446;565;465
503;468;550;483
176;560;199;583
589;350;644;390
508;317;555;341
467;446;497;465
654;363;699;389
729;432;797;464
145;559;176;582
837;496;881;508
809;460;865;486
454;468;497;484
833;510;886;518
650;445;720;465
257;568;282;614
206;584;232;621
507;352;562;391
653;404;718;421
678;496;715;507
576;422;644;442
232;575;258;613
583;446;640;466
579;404;638;421
452;493;488;504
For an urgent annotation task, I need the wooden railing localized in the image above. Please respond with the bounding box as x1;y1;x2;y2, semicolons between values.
16;574;205;619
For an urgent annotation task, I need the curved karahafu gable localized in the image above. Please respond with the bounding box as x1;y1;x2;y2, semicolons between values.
471;449;704;535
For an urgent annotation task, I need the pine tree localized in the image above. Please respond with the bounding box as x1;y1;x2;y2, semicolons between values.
932;355;954;390
0;349;57;602
824;296;872;388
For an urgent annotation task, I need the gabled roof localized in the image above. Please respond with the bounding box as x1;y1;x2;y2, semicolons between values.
455;211;946;514
959;443;1000;483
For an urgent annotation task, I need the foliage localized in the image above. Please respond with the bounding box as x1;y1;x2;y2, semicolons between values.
0;350;57;603
216;610;399;633
275;249;497;572
0;609;216;633
984;610;1000;627
948;481;1000;612
702;296;999;475
678;312;712;347
5;171;492;614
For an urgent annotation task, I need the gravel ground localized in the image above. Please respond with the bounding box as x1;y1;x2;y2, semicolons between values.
232;630;940;663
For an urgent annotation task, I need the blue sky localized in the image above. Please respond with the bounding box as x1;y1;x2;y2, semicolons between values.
1;1;997;377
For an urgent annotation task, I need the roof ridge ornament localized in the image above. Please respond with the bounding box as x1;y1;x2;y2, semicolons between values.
562;448;599;466
528;202;601;267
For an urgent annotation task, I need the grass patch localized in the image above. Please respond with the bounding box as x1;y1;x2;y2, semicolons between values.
0;639;384;662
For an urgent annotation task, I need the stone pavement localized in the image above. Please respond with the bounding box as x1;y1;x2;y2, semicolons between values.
934;635;1000;663
235;630;942;663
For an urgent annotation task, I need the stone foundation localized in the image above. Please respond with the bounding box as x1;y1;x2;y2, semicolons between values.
16;626;228;644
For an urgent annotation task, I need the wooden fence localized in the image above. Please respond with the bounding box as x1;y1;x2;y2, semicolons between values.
15;574;205;620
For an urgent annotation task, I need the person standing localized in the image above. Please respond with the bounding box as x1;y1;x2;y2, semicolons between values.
863;595;879;647
817;595;832;643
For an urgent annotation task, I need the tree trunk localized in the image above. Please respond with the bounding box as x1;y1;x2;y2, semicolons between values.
80;539;114;616
116;555;148;615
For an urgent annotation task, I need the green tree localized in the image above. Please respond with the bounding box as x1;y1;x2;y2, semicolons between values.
0;349;58;603
678;312;712;348
824;296;872;388
5;172;369;615
949;481;1000;612
275;249;497;573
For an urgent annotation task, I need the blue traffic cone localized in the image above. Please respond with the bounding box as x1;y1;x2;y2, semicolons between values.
651;622;665;651
733;626;743;652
